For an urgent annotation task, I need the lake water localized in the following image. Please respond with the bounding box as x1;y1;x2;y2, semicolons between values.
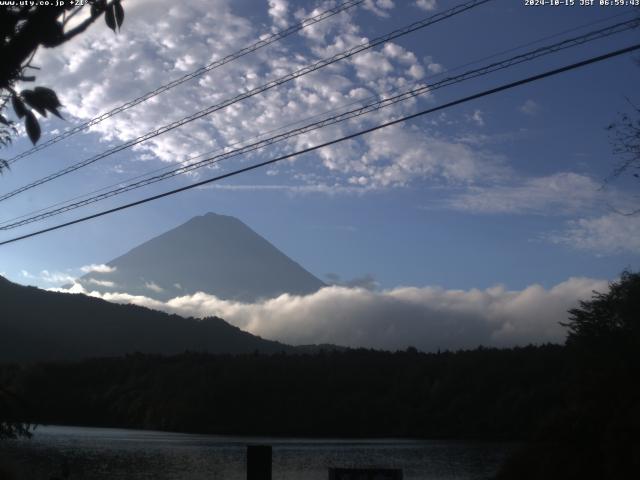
0;425;514;479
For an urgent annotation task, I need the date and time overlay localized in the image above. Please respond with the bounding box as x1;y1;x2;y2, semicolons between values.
1;0;639;8
525;0;639;6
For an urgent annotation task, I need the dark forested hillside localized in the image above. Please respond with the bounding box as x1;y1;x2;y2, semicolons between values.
0;275;290;362
3;272;637;479
0;346;567;439
496;272;640;479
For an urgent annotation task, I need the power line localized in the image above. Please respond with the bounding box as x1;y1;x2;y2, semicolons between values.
2;18;638;231
1;42;638;247
3;8;635;229
6;0;366;164
0;0;492;203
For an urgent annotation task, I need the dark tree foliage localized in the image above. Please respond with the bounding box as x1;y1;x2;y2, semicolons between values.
608;104;640;186
497;271;640;480
0;0;125;423
605;59;640;215
564;270;640;348
0;346;567;440
0;385;33;440
0;272;289;441
606;104;640;215
0;0;125;165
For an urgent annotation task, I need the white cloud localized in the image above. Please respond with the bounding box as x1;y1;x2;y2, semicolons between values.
424;57;444;74
205;182;363;194
469;109;484;127
32;0;255;164
444;172;605;215
87;278;117;288
363;0;395;18
80;264;116;274
407;63;425;80
415;0;438;11
441;171;640;254
268;0;289;29
546;213;640;255
345;125;507;188
519;99;540;116
145;281;165;293
56;277;607;351
21;269;76;285
22;0;503;195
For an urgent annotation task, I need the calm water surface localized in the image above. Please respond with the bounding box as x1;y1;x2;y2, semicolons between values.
0;425;514;479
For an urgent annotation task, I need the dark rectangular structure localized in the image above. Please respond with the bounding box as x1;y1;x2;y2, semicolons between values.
247;445;272;480
328;468;403;480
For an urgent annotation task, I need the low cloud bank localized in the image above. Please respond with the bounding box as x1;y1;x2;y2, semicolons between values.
56;276;608;352
80;264;116;274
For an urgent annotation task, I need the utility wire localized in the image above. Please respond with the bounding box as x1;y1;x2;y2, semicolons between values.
6;0;365;164
0;0;492;203
1;42;638;247
2;18;638;231
3;8;635;229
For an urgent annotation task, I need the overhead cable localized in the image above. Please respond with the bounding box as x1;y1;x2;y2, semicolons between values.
6;0;366;164
3;7;635;228
0;0;492;203
1;42;638;246
2;17;638;230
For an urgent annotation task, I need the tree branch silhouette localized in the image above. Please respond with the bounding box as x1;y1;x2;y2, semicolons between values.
0;0;125;170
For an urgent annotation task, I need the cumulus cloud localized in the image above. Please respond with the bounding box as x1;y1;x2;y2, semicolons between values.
56;277;607;351
546;213;640;255
363;0;395;18
26;0;499;194
415;0;438;11
32;0;256;164
80;264;116;274
337;125;508;189
423;56;444;74
268;0;289;29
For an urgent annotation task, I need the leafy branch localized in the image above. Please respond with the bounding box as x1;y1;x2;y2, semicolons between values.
0;0;125;165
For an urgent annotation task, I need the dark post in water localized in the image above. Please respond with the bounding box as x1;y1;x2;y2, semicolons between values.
247;445;272;480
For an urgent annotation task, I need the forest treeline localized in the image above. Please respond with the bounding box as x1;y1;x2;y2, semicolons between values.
1;345;567;440
1;271;638;479
497;271;639;479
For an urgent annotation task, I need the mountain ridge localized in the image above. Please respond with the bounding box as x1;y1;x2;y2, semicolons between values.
0;274;294;362
77;212;325;301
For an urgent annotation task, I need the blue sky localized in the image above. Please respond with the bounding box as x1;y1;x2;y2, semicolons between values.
1;0;639;298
